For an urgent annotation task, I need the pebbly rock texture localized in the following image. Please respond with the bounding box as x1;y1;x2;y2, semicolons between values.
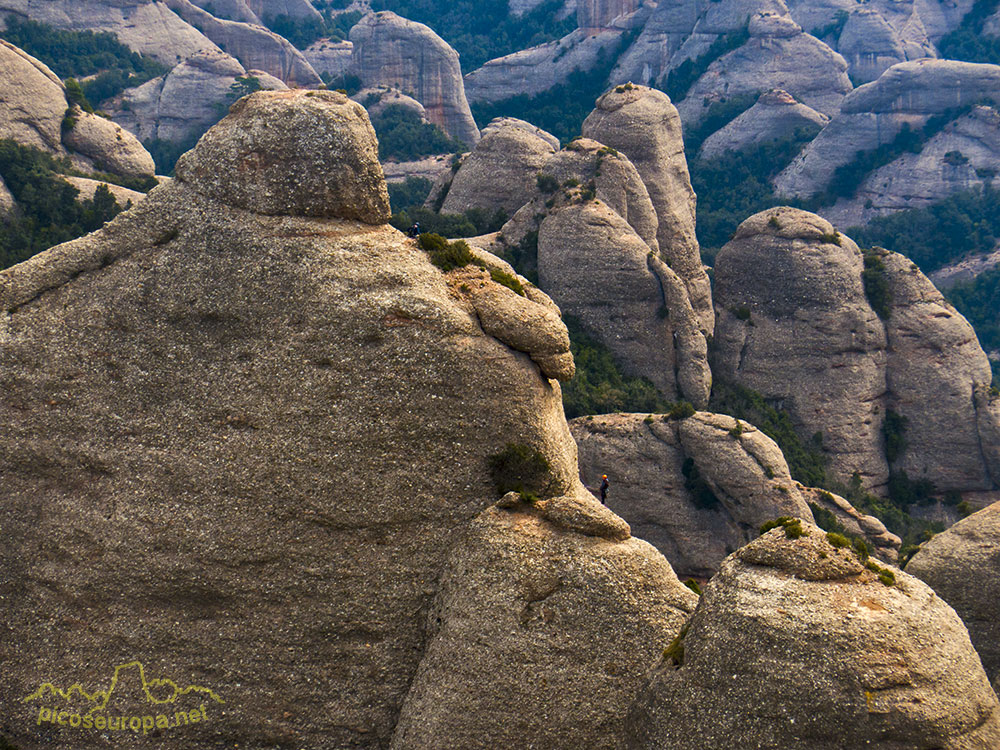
908;502;1000;685
163;0;322;86
699;88;828;159
350;12;480;146
390;500;697;749
776;59;1000;200
175;90;389;221
571;412;815;578
303;39;353;79
627;521;1000;749
0;41;156;176
674;10;852;127
712;207;889;489
0;87;686;750
62;109;156;177
799;485;900;562
0;0;219;65
879;250;1000;492
111;49;287;145
821;105;1000;227
440;119;557;215
583;85;712;334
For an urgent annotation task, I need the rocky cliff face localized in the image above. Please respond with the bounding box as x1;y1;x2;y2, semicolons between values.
908;502;1000;685
163;0;322;86
0;0;219;65
583;85;713;335
712;206;1000;495
0;40;155;176
675;10;852;126
699;88;828;159
112;49;286;144
775;59;1000;200
0;89;697;750
821;104;1000;227
350;12;480;146
627;521;1000;748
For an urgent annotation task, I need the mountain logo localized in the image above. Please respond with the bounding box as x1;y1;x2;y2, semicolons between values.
23;661;224;735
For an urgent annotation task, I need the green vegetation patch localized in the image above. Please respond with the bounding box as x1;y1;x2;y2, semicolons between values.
488;442;554;496
760;516;806;539
663;622;690;667
947;263;1000;379
938;0;1000;65
861;249;893;320
371;105;465;161
681;457;721;510
661;26;750;103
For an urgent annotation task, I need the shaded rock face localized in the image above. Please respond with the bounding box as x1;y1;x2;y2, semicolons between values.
0;173;14;217
350;11;480;146
577;0;642;30
0;89;673;750
0;41;155;176
246;0;322;23
164;0;322;86
571;412;814;578
713;207;1000;495
712;207;889;489
776;59;1000;200
583;85;712;335
836;7;929;84
390;502;697;749
627;521;1000;749
440;119;557;215
175;90;389;221
674;11;852;125
699;88;828;159
879;250;1000;492
799;485;900;562
304;38;353;79
821;105;1000;227
0;0;219;65
610;0;705;85
908;503;1000;685
495;135;711;407
112;49;286;144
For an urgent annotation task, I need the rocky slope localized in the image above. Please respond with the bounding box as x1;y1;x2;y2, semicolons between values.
627;520;1000;748
699;88;828;160
0;40;155;176
712;206;1000;495
571;412;899;578
163;0;322;86
350;11;480;146
0;89;697;750
775;59;1000;201
907;502;1000;685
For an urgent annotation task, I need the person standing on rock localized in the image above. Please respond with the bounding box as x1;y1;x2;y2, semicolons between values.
600;475;609;504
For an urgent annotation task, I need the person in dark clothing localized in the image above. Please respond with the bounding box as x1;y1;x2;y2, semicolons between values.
600;474;609;504
407;222;421;238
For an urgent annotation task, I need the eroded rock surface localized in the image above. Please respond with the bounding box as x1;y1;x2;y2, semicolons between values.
908;503;1000;685
699;89;828;159
350;11;480;146
583;85;712;334
627;521;1000;749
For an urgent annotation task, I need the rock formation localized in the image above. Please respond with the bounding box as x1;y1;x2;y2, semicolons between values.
0;88;695;750
440;119;557;215
247;0;322;24
0;0;220;65
350;12;480;146
578;0;644;30
699;89;828;159
303;39;354;79
907;502;1000;685
0;174;14;217
821;104;1000;227
62;176;147;207
798;485;900;562
835;7;934;84
627;521;1000;748
583;85;713;334
712;207;890;489
390;499;697;749
674;10;852;126
610;0;703;84
112;49;286;145
163;0;322;86
189;0;261;23
712;206;1000;495
571;412;815;578
0;40;155;176
775;59;1000;200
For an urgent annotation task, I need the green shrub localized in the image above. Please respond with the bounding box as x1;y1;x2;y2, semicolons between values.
388;176;433;213
862;250;893;320
669;402;696;420
489;267;525;296
662;622;690;667
760;516;806;539
682;578;703;596
661;26;750;103
682;458;721;510
488;443;554;496
826;531;850;548
418;233;476;271
371;105;465;161
536;172;559;193
809;503;848;536
883;409;908;464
